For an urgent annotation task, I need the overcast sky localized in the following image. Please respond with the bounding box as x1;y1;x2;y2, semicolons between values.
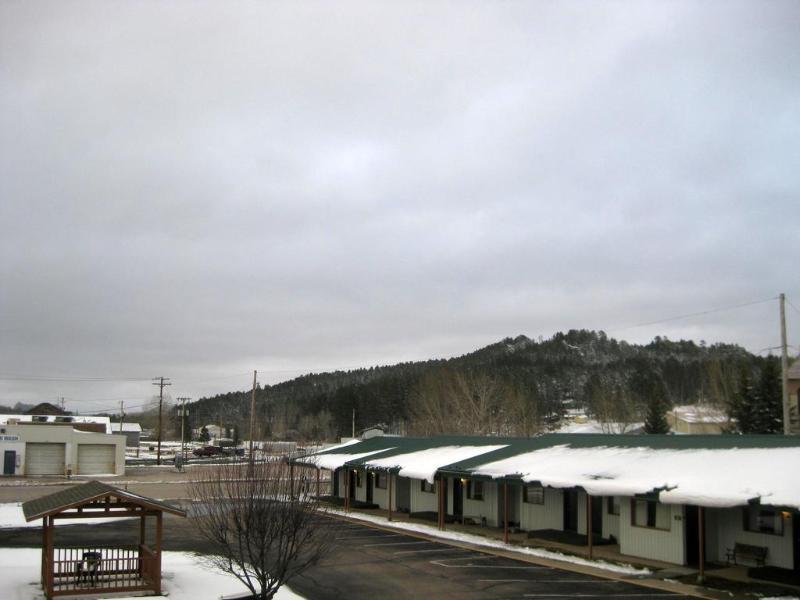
1;1;798;413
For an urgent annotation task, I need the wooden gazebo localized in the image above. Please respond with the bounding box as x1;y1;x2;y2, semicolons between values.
21;480;186;599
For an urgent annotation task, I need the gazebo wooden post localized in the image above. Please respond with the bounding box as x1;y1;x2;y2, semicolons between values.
45;515;54;599
139;513;146;578
41;517;46;586
155;511;163;595
388;473;393;522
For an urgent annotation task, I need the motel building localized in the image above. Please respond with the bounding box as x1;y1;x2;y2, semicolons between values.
293;434;800;577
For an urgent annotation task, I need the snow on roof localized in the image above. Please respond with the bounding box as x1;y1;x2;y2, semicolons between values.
362;445;508;484
472;444;800;509
0;414;112;433
298;447;396;471
114;423;142;432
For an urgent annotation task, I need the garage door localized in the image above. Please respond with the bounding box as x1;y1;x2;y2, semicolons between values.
77;444;116;475
25;443;66;476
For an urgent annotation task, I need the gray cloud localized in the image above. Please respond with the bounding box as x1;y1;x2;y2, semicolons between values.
1;0;798;410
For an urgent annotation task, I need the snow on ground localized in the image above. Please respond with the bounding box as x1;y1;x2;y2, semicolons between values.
0;503;134;528
328;508;649;576
361;445;507;484
0;548;304;600
556;420;642;434
471;445;800;508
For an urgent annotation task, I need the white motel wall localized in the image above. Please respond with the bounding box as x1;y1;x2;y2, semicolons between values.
303;434;800;572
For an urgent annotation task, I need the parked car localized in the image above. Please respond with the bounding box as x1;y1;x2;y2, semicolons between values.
222;447;246;457
192;445;225;457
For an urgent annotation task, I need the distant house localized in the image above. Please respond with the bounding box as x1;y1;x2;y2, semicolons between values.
24;402;67;416
111;422;142;447
202;424;223;439
788;357;800;433
667;404;730;434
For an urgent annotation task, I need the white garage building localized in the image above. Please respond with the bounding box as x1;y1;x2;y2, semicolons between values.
0;422;126;477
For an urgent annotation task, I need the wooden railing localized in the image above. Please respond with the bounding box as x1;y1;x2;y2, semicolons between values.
49;546;156;597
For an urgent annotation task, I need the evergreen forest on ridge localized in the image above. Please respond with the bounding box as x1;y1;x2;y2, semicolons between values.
181;330;783;441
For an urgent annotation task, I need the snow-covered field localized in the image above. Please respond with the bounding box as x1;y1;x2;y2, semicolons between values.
0;548;304;600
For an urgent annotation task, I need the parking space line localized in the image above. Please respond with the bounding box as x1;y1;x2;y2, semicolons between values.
394;548;468;556
433;555;495;562
522;594;684;598
363;540;432;547
433;562;551;570
336;534;404;540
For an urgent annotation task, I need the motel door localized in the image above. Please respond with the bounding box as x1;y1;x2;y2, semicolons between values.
563;489;579;532
452;479;463;520
3;450;15;475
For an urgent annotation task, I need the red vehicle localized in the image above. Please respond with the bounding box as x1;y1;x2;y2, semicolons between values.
192;445;225;457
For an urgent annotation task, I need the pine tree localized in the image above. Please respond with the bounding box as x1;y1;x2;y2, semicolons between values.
730;358;782;434
643;394;670;434
752;358;783;433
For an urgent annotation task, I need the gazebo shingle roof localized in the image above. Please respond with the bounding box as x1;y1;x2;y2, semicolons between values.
22;480;186;522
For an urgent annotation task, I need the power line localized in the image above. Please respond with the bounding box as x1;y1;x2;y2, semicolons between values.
606;296;778;333
786;296;800;317
0;374;152;382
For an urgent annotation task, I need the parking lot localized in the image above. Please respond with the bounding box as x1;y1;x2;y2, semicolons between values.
289;520;703;599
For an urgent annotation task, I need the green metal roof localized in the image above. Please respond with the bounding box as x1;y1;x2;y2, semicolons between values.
22;480;187;522
299;433;800;476
440;433;800;476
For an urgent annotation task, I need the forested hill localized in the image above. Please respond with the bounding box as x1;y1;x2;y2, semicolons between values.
187;330;763;441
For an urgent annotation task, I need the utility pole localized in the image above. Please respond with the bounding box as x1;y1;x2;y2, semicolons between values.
119;401;125;433
249;371;257;466
152;377;171;465
177;397;191;460
780;293;791;435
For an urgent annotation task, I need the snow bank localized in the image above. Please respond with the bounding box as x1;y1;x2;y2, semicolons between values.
329;509;648;576
0;548;304;600
473;445;800;508
362;445;507;483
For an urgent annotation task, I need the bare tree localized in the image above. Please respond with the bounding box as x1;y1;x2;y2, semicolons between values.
189;459;334;600
585;374;638;433
409;368;505;435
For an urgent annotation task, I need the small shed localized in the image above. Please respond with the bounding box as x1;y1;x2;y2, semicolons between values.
22;480;186;599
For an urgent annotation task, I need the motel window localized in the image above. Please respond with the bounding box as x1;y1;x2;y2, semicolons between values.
743;505;784;536
374;472;387;489
467;480;484;501
631;499;669;530
421;479;435;493
523;484;545;505
607;496;620;516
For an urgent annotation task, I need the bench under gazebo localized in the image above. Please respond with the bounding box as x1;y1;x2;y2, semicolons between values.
22;480;186;599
